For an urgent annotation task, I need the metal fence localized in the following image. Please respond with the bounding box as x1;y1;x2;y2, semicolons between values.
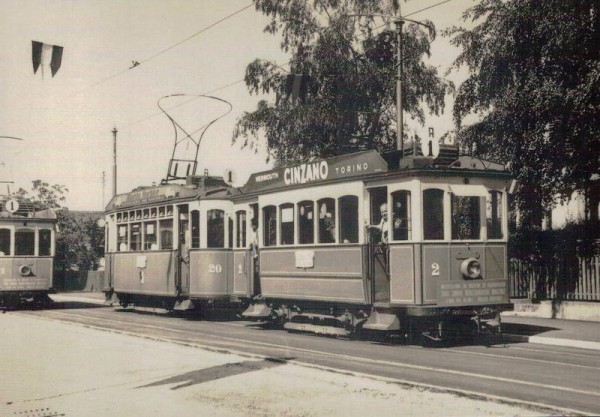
509;256;600;301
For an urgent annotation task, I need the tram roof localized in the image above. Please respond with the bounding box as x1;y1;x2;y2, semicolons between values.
240;147;510;196
105;175;237;212
0;203;57;220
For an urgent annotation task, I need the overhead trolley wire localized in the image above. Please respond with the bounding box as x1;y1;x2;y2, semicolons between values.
82;2;254;92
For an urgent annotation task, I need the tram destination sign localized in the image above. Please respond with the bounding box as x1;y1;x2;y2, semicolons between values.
245;150;388;193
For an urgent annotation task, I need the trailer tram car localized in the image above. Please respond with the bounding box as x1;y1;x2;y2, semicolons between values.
0;200;57;307
103;175;241;311
240;146;514;342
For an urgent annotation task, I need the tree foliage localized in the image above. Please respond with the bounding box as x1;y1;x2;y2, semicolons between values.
233;0;452;164
447;0;600;222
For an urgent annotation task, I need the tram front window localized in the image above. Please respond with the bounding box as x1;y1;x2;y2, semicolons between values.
207;209;224;248
159;219;173;250
39;229;52;256
144;222;157;250
15;229;35;256
0;228;10;255
236;211;247;248
451;195;481;240
118;225;128;251
391;191;411;241
487;191;503;239
423;189;444;240
130;223;142;251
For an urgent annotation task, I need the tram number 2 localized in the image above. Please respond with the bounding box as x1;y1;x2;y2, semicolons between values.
431;263;440;276
208;264;222;273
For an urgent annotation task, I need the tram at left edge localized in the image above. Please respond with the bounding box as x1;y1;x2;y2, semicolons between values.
0;199;57;307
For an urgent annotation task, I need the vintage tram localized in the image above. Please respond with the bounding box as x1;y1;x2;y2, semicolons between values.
103;145;513;342
0;199;57;307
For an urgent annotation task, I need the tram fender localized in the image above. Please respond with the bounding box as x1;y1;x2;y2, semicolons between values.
362;309;400;331
173;299;195;311
242;300;271;319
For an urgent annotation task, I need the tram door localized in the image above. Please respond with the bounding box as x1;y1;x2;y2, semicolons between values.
368;187;390;303
178;207;190;295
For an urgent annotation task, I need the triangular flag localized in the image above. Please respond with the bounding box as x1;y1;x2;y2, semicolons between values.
32;41;63;77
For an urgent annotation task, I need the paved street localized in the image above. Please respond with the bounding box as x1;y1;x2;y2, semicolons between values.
1;296;599;416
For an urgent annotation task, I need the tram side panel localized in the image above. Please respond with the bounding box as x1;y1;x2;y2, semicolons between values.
112;251;178;296
188;249;233;299
259;246;368;304
232;250;253;297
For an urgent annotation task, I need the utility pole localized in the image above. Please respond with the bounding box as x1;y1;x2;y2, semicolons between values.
102;171;106;208
395;17;405;155
112;127;118;197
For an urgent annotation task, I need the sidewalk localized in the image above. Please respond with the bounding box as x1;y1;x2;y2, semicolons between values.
50;292;600;352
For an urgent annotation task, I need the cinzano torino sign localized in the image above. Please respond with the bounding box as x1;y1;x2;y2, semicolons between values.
246;150;388;192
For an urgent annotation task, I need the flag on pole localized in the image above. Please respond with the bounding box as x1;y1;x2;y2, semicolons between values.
32;41;63;77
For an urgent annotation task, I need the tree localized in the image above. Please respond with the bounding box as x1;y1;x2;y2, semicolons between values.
233;0;452;164
446;0;600;228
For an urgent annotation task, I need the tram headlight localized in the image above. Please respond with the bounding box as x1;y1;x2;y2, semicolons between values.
460;258;481;279
19;265;32;276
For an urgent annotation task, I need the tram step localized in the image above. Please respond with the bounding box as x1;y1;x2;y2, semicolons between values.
362;310;400;331
283;322;350;337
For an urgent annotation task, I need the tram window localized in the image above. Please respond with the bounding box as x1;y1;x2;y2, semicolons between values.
298;201;314;244
236;210;247;248
207;209;225;248
159;219;173;250
39;229;52;256
263;205;277;247
318;198;336;244
423;189;444;240
487;191;503;239
191;210;200;248
391;191;411;241
0;228;10;255
339;195;358;243
451;195;481;240
144;222;157;250
15;229;35;256
130;223;142;251
118;225;128;251
280;203;294;245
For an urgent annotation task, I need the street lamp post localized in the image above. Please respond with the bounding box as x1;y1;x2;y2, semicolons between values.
112;127;118;197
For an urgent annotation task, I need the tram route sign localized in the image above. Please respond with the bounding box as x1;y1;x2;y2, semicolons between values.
245;150;388;193
5;199;19;214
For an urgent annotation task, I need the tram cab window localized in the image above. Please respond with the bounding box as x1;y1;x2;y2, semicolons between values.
159;219;173;250
487;191;503;239
318;198;336;244
191;210;200;248
228;217;233;249
39;229;52;256
236;210;247;248
339;195;358;243
391;191;411;241
207;209;225;248
423;189;444;240
451;195;481;240
263;205;277;247
280;203;294;245
118;225;128;251
130;223;142;251
15;229;35;256
298;201;314;244
0;228;10;255
144;222;157;250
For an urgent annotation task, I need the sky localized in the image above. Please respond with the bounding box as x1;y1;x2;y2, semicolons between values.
0;0;474;211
